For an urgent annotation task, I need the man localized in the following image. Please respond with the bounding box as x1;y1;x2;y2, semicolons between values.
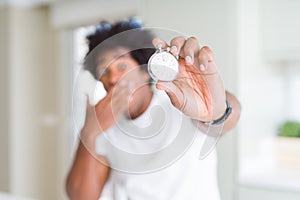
66;19;241;200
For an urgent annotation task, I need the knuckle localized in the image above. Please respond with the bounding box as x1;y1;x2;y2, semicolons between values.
171;36;185;46
201;45;207;49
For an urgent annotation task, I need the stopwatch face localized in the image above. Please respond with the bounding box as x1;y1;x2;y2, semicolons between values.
148;51;179;81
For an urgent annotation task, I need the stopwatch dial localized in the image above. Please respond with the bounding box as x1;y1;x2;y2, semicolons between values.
148;51;179;81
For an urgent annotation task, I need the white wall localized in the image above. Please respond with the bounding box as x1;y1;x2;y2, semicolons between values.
0;5;65;200
0;6;10;192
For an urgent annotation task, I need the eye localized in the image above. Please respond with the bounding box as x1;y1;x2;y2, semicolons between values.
102;69;108;75
118;64;127;70
98;68;109;77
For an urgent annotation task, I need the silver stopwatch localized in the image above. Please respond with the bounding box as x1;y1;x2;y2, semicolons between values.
148;44;179;81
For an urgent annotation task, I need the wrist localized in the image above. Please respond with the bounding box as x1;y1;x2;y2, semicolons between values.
202;100;232;126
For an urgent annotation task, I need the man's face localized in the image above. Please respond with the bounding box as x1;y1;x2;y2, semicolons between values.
96;48;145;92
96;48;151;118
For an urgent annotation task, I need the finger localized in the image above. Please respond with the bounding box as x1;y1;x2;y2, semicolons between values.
197;46;217;73
198;47;210;71
110;88;131;116
156;81;183;109
112;97;128;116
115;79;138;100
86;96;91;106
114;83;137;114
152;38;168;50
86;96;94;112
182;37;200;66
86;97;98;124
113;79;131;94
170;36;186;57
202;46;214;61
115;79;138;103
112;84;130;102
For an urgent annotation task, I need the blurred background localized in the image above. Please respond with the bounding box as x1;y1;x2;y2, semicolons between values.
0;0;300;199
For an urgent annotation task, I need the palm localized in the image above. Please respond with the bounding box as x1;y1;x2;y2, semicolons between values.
157;58;223;122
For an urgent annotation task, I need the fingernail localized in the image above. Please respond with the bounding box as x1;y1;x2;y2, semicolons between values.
156;42;163;50
200;64;206;71
185;56;193;65
170;46;178;55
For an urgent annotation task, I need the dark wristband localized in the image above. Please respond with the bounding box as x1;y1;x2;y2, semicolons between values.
203;100;232;126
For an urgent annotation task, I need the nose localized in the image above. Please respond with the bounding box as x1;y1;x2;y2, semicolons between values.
108;70;123;86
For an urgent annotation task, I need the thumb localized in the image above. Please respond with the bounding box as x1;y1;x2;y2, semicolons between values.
86;96;94;113
156;81;183;108
86;96;92;107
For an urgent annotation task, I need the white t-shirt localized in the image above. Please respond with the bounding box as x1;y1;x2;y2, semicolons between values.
96;91;220;200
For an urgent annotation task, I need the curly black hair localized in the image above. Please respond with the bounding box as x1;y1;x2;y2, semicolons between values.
83;19;156;79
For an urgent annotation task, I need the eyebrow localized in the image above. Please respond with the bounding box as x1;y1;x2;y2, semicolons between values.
97;53;131;67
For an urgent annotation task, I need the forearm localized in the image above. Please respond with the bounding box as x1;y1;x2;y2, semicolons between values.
66;131;110;200
221;91;241;133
